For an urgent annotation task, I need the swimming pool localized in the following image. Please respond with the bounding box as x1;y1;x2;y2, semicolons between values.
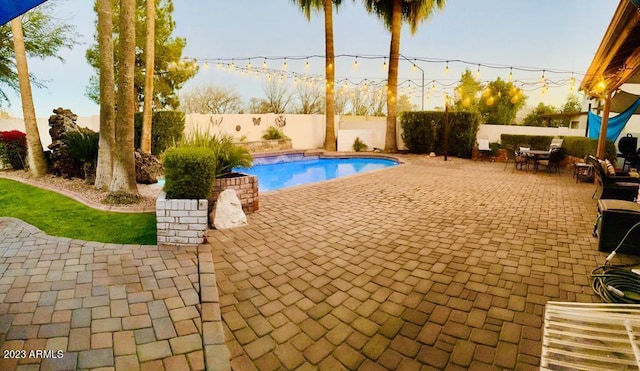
237;155;398;191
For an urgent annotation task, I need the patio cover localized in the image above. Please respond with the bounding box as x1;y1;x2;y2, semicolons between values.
0;0;48;25
580;0;640;158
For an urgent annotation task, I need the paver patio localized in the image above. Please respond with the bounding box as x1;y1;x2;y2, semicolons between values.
0;155;637;370
206;155;636;370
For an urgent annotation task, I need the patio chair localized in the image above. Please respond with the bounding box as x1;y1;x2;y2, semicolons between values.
586;155;640;202
504;145;527;171
549;138;564;150
477;139;492;161
537;148;562;174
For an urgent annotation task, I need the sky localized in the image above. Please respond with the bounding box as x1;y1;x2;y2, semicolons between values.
3;0;620;119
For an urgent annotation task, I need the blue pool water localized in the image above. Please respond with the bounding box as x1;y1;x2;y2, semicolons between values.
237;155;398;192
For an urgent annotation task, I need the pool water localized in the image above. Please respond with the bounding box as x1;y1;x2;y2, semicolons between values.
237;156;398;191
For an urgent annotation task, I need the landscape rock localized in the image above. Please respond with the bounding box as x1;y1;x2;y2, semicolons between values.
47;107;85;179
135;149;163;184
212;190;248;229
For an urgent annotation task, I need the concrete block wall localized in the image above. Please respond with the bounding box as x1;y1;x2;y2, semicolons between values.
156;192;208;245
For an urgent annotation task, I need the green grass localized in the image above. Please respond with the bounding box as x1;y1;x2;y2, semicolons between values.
0;178;156;245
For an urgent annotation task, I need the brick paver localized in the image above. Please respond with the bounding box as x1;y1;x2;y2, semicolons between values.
206;156;632;369
0;217;211;370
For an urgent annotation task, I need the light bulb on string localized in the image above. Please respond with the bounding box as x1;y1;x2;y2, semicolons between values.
508;68;513;82
445;61;449;74
305;58;310;70
247;59;252;70
431;81;436;92
262;59;267;69
203;62;209;70
476;65;481;78
282;58;288;71
382;57;387;70
354;56;359;70
540;70;546;84
216;59;221;69
412;59;417;73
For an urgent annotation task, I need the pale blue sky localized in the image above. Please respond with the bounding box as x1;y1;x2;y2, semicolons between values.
5;0;619;118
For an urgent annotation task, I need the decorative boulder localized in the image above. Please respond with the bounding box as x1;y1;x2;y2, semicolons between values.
135;149;163;184
212;190;248;229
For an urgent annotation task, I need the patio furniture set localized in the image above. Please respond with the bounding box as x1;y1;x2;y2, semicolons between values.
502;138;564;174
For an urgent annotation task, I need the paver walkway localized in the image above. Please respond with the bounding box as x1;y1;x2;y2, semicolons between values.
206;156;635;370
0;218;211;370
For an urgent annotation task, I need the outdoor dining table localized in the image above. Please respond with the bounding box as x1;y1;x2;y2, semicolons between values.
522;149;550;172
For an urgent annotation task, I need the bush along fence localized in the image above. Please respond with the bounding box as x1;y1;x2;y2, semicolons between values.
401;111;482;158
134;111;185;155
157;147;216;245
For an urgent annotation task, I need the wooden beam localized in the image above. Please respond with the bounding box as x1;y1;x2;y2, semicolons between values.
597;91;611;160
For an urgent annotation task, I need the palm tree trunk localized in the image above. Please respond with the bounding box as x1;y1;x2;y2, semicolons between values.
94;0;115;190
109;0;138;196
141;0;155;154
11;16;48;177
385;0;402;153
323;0;336;151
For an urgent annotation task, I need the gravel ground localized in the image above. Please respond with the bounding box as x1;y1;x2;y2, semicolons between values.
2;170;160;209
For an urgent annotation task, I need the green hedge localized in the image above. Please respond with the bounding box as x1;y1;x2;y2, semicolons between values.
500;134;617;162
163;147;216;199
401;111;481;158
134;111;185;155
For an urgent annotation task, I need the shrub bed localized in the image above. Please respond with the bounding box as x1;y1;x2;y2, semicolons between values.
0;130;27;169
500;134;617;163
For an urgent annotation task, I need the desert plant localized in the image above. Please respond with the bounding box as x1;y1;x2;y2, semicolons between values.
177;127;252;178
134;111;185;155
62;130;100;183
353;137;368;152
0;130;27;170
163;147;217;199
262;126;289;140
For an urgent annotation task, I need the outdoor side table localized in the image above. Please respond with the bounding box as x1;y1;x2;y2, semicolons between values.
573;162;593;183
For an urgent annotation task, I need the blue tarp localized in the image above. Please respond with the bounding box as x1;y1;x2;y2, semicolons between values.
0;0;48;25
588;97;640;141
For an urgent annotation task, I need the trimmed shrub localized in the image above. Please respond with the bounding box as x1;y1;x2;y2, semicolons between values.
163;147;216;199
500;134;555;150
134;111;185;155
0;130;27;169
353;137;367;152
563;137;617;163
177;128;252;178
401;111;481;158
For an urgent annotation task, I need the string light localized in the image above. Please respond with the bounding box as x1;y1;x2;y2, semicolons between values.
247;59;252;70
382;57;387;69
203;62;209;70
282;58;288;70
508;67;513;82
540;70;546;84
476;64;481;78
445;61;450;74
354;56;359;69
305;58;309;70
262;59;267;69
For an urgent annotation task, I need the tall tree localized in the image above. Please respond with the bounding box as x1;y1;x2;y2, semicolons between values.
0;3;77;108
181;84;244;114
86;0;197;111
109;0;138;197
10;16;48;176
453;69;483;112
364;0;446;152
141;0;156;153
522;102;557;127
294;80;325;114
94;0;116;190
292;0;343;151
477;77;526;125
262;78;293;114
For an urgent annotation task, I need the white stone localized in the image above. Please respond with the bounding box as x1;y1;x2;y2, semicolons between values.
212;190;248;229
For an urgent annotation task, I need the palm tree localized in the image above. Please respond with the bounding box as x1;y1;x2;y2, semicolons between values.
94;0;116;191
141;0;156;154
10;16;48;177
363;0;446;152
292;0;343;151
109;0;138;197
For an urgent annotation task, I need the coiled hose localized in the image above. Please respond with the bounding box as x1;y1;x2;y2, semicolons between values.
590;221;640;304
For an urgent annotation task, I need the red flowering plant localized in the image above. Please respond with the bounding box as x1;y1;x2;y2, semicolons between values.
0;130;27;170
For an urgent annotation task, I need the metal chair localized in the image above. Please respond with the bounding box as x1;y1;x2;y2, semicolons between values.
538;148;562;175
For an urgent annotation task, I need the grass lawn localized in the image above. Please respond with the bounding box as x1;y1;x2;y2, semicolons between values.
0;178;156;245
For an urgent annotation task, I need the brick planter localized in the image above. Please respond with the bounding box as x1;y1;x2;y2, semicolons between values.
211;173;259;214
156;192;208;245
